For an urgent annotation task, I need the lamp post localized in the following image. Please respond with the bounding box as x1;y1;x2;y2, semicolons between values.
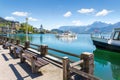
26;17;28;41
7;25;9;37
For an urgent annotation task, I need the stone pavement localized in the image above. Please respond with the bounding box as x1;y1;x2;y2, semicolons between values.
0;46;63;80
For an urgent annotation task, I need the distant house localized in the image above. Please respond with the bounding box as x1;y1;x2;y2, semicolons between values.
0;21;20;34
33;28;39;33
11;21;20;33
0;26;8;34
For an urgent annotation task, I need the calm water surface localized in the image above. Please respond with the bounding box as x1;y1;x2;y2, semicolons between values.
9;34;120;80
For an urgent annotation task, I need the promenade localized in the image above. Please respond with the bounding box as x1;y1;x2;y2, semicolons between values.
0;46;63;80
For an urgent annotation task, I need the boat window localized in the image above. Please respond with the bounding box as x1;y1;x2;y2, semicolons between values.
113;31;120;40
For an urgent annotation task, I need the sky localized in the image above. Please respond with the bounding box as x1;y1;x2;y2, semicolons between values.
1;0;120;30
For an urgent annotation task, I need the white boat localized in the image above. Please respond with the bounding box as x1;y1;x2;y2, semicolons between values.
56;31;76;38
91;28;120;52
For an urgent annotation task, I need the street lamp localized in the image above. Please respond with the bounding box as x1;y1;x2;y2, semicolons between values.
26;17;28;41
7;25;9;37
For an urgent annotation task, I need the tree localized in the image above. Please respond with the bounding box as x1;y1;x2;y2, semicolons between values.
19;23;34;33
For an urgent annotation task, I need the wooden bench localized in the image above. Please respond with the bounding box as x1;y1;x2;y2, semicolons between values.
8;42;23;58
13;46;23;58
3;41;11;49
2;38;10;49
20;50;49;73
0;37;5;45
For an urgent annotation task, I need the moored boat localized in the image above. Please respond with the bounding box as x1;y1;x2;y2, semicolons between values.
56;31;76;38
91;28;120;52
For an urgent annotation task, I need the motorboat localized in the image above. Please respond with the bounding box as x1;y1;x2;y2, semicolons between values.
91;28;120;52
56;31;76;38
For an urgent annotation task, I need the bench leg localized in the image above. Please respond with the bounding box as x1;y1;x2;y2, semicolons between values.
35;67;40;73
32;66;40;73
20;57;25;63
31;59;40;73
13;48;18;58
31;61;36;73
8;46;13;54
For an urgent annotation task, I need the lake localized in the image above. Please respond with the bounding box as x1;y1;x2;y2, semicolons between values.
8;34;120;80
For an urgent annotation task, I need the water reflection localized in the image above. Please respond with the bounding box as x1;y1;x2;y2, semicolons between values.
8;34;33;44
56;36;77;43
94;49;120;80
40;34;43;44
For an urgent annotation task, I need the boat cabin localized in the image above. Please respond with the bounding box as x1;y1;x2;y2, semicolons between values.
108;28;120;46
110;28;120;40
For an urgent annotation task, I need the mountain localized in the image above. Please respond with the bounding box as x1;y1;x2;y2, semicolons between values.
0;17;19;27
59;26;87;33
51;29;63;33
100;22;120;32
58;21;120;33
85;21;111;33
0;17;7;23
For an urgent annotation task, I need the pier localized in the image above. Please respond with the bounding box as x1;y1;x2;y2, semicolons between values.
0;36;100;80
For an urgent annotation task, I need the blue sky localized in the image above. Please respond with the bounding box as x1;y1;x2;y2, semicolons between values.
1;0;120;30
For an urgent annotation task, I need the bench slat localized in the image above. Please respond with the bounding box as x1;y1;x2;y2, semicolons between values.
22;55;31;62
37;58;49;64
22;51;49;67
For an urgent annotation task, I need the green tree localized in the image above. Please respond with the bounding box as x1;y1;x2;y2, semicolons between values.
19;23;34;33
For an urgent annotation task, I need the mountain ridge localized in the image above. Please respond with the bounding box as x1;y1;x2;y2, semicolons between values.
58;21;120;33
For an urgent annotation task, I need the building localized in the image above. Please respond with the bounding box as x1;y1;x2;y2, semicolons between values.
0;21;20;34
0;26;8;34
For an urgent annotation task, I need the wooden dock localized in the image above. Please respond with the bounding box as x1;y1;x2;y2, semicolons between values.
0;36;100;80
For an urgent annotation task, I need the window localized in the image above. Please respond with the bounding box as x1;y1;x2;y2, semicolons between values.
113;32;120;40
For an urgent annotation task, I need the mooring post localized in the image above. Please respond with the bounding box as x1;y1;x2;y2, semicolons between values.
24;41;30;49
40;45;48;56
63;57;70;80
80;52;94;80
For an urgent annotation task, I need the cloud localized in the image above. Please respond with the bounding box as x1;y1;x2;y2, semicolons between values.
12;11;28;16
5;16;15;21
63;11;72;17
78;8;94;14
28;17;38;21
72;20;82;26
96;9;112;16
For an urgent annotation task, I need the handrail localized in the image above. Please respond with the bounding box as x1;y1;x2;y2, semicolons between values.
69;67;100;80
30;43;40;47
48;52;63;60
48;52;74;63
48;47;80;58
70;60;83;67
29;46;38;51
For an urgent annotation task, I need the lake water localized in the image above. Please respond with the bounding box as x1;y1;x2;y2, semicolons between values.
8;34;120;80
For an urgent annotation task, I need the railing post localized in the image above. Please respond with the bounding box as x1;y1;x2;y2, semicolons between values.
6;37;9;42
24;41;30;49
10;39;14;43
63;57;70;80
40;45;48;56
16;40;20;45
80;52;94;80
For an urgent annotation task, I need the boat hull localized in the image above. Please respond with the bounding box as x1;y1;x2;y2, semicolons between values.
92;38;120;53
